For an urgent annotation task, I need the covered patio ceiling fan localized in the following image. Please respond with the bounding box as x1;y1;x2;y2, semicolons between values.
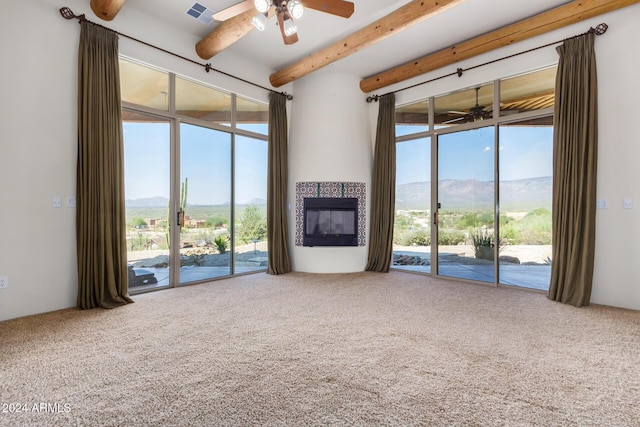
444;87;494;124
213;0;355;45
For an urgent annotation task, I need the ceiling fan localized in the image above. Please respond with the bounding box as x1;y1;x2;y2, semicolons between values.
444;87;494;124
212;0;355;45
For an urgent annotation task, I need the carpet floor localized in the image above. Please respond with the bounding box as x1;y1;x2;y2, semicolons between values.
1;271;639;426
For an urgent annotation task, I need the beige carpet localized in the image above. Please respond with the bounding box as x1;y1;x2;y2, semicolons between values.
1;272;639;426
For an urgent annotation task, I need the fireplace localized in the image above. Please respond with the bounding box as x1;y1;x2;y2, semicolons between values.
303;197;358;247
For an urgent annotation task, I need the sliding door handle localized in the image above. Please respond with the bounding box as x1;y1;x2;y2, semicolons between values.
433;212;438;226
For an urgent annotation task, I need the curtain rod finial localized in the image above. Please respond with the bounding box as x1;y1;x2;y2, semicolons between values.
59;7;86;21
366;95;379;103
592;23;608;36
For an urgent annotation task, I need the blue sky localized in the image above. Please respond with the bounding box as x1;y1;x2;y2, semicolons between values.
396;125;553;185
123;122;267;205
125;122;552;203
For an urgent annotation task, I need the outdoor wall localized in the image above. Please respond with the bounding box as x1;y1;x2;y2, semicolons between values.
0;0;282;322
385;5;640;311
288;72;372;273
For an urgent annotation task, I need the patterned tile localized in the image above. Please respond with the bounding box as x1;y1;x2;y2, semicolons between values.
295;182;366;246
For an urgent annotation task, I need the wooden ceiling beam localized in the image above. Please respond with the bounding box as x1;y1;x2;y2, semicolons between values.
196;8;274;60
360;0;640;93
269;0;466;88
90;0;126;21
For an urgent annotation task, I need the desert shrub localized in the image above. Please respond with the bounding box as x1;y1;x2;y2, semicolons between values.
396;228;430;246
437;229;466;245
206;216;228;229
130;217;148;228
502;208;552;245
457;211;494;229
394;214;416;229
129;234;148;251
237;205;267;244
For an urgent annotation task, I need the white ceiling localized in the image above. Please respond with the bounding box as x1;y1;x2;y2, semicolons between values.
120;0;572;79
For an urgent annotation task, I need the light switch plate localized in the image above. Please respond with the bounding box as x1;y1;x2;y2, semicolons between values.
596;199;608;209
52;197;62;208
623;198;633;209
67;197;76;208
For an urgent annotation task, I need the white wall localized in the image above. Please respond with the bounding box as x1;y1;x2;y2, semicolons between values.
288;72;372;272
1;1;638;321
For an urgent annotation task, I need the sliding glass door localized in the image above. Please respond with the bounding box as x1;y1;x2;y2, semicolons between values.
179;123;232;283
123;113;172;291
436;126;495;283
498;120;553;290
234;135;268;273
393;137;431;272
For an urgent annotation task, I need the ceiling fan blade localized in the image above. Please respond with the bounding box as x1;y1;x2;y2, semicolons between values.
442;116;467;125
447;110;468;115
303;0;354;18
213;0;253;22
277;12;299;45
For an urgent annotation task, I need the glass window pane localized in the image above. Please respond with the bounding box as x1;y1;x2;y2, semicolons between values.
179;124;232;282
500;67;556;116
119;59;170;111
434;83;493;129
437;127;495;283
176;77;232;124
498;121;553;291
234;136;268;273
396;100;429;136
393;137;431;273
123;113;171;292
236;97;268;134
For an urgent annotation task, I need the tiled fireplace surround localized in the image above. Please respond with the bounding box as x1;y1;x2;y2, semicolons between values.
295;182;366;247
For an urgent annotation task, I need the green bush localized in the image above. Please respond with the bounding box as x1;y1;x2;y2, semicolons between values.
237;205;266;244
457;211;494;229
130;217;148;228
206;216;228;229
437;229;466;245
395;228;430;246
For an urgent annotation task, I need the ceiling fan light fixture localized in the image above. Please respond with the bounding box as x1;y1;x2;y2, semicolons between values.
288;0;304;19
254;0;270;14
251;12;268;31
283;18;297;36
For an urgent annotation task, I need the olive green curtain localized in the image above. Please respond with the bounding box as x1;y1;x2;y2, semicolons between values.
366;93;396;272
267;92;292;275
76;21;133;309
548;33;598;307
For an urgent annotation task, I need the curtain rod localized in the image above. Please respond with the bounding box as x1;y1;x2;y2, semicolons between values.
59;7;293;101
366;23;608;103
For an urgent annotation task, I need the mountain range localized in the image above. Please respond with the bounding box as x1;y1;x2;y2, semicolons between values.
126;197;267;208
396;177;552;210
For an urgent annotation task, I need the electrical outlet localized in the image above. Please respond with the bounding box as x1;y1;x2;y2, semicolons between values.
0;276;8;289
52;197;62;208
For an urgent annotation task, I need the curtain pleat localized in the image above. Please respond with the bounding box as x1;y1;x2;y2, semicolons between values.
267;93;292;275
366;93;396;272
76;21;132;309
548;33;598;307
